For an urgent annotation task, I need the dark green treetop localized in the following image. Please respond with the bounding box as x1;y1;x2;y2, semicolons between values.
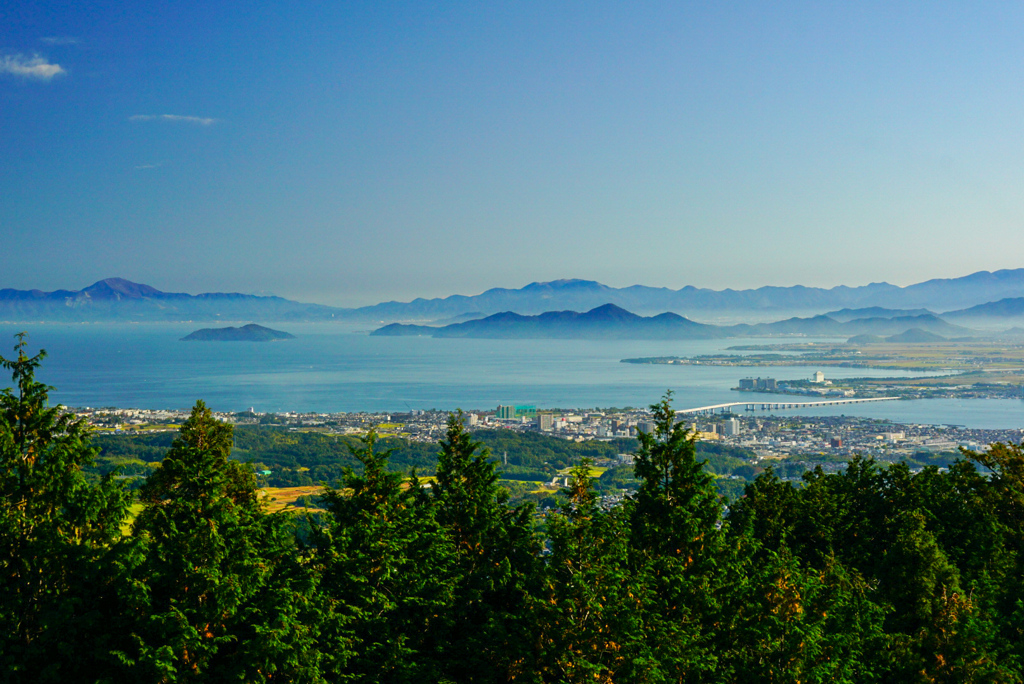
429;411;542;682
129;400;327;682
0;333;132;682
315;429;455;683
539;457;654;683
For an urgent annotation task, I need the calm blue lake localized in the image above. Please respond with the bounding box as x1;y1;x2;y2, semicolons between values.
1;323;1021;429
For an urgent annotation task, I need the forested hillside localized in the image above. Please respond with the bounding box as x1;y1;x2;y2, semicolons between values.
4;339;1024;682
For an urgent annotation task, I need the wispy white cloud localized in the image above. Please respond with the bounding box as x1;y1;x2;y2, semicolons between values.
40;36;80;46
0;54;66;80
129;114;218;126
134;163;161;170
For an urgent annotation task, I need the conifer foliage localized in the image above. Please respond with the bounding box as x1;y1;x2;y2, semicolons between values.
430;412;541;682
315;430;449;682
628;393;724;680
128;401;326;682
0;335;131;682
541;458;650;682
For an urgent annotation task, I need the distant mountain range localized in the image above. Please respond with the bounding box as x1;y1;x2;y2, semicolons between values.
0;278;345;322
4;271;1024;326
352;269;1024;321
950;297;1024;316
371;304;973;340
822;307;936;322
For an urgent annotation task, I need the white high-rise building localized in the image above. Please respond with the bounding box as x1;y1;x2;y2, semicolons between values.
722;417;740;437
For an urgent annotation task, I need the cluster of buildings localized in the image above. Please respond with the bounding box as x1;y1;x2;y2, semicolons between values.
495;405;647;440
738;377;778;391
737;372;857;398
716;414;1022;462
74;403;658;442
74;406;199;431
738;371;1024;401
74;403;1022;466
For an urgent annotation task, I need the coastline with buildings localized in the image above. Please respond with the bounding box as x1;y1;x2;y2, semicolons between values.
77;400;1023;468
732;370;1024;401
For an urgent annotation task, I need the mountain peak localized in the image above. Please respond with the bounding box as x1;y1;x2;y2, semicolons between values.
523;279;607;291
83;278;164;299
584;303;639;319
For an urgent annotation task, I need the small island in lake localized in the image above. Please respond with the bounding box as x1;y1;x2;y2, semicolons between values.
180;323;296;342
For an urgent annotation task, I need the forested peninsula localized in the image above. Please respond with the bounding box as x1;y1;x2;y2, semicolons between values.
4;338;1024;682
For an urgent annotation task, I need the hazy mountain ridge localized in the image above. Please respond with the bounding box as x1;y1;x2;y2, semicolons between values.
884;328;947;343
944;297;1024;319
4;270;1024;324
372;304;724;340
371;304;973;340
354;278;905;319
0;278;347;322
353;269;1024;321
823;306;936;322
727;313;968;338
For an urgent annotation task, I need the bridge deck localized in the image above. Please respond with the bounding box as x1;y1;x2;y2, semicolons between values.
675;396;898;415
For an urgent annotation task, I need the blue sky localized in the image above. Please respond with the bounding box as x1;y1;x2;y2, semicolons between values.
3;1;1023;306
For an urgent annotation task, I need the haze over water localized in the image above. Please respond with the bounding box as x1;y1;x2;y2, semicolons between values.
4;323;1021;430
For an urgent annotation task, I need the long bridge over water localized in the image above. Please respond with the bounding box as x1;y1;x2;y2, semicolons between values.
675;396;899;416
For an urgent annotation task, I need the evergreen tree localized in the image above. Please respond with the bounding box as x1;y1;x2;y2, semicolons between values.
540;458;653;683
430;412;542;681
725;470;887;682
0;334;132;682
956;442;1024;677
315;429;455;683
127;401;327;682
726;467;800;557
628;392;725;680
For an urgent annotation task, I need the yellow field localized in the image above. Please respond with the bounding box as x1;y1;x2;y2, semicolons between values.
555;466;607;478
260;476;438;513
261;485;326;513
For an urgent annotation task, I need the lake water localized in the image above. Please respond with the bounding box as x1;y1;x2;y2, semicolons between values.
1;323;1022;429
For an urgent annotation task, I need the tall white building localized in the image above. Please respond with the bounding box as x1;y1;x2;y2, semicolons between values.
722;417;740;437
